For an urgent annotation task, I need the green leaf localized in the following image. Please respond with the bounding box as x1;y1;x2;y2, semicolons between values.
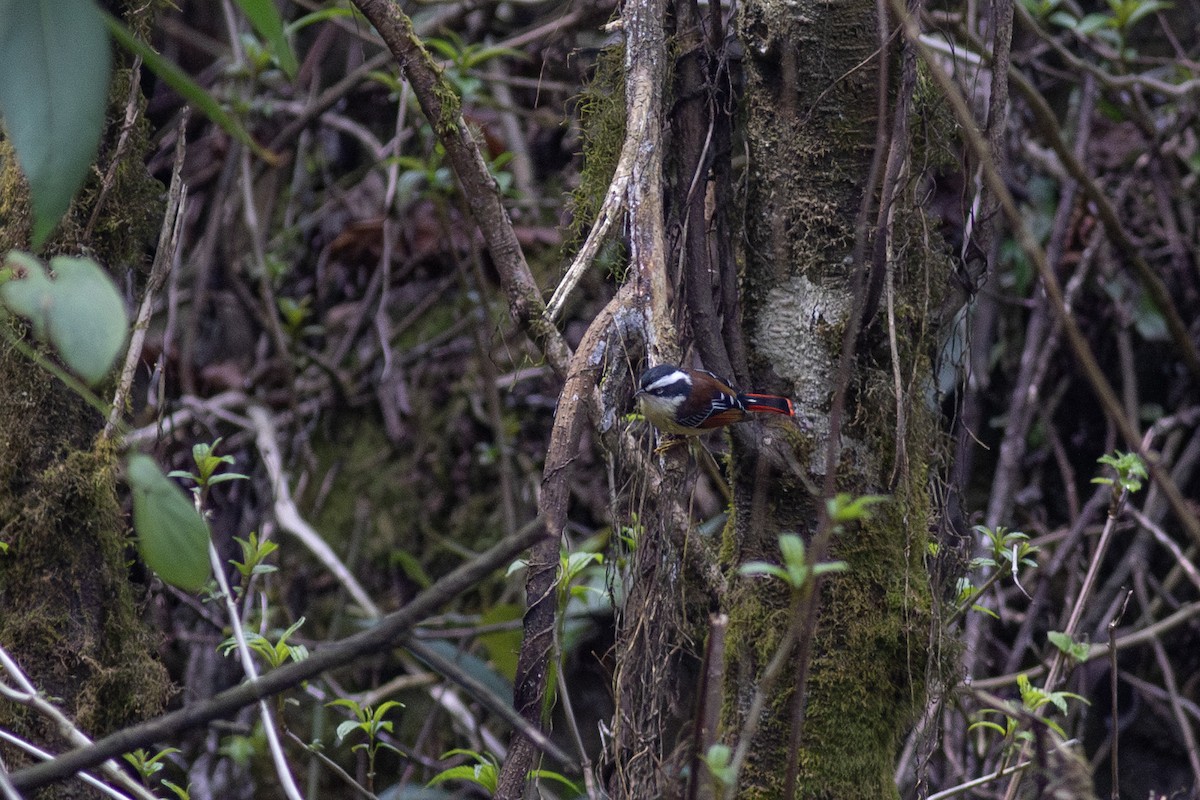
461;45;527;69
528;769;582;794
703;743;736;786
561;550;602;585
428;750;500;793
0;252;55;337
160;779;191;800
1048;630;1090;662
967;720;1010;736
334;719;360;744
286;7;356;36
233;0;298;78
1122;0;1170;28
427;764;497;793
738;561;791;583
206;472;249;486
477;604;523;681
1048;9;1081;26
372;700;405;719
0;252;128;385
1075;12;1113;32
326;698;364;717
40;256;128;383
827;493;888;523
127;454;212;591
811;560;848;577
391;549;432;589
778;533;807;567
0;0;111;246
415;640;512;701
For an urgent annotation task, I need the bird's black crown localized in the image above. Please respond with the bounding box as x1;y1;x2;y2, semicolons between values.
638;365;691;398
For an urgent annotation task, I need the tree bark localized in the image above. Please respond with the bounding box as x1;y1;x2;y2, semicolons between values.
720;0;945;795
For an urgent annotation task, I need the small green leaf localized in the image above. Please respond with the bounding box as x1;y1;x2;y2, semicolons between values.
160;779;191;800
477;604;523;681
0;253;128;385
1048;630;1091;662
39;256;128;384
391;549;433;588
811;560;848;577
738;561;791;583
0;252;55;336
286;7;356;36
206;472;249;486
827;493;888;523
1121;0;1171;28
127;454;212;591
703;743;736;786
428;764;497;792
1048;9;1081;26
528;769;582;794
778;533;807;566
561;550;602;585
0;0;111;245
1075;12;1113;32
967;720;1010;736
334;720;360;744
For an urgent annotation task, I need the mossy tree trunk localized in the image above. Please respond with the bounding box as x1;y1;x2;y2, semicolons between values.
599;0;945;795
720;0;945;796
0;6;170;797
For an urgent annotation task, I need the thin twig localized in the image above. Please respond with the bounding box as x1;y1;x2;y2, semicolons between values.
0;647;158;800
1107;591;1130;800
205;537;304;800
284;729;378;800
686;614;727;800
85;55;146;241
0;730;134;800
1134;572;1200;788
106;113;189;439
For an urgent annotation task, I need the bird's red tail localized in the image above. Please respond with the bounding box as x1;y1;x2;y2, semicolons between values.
742;393;795;416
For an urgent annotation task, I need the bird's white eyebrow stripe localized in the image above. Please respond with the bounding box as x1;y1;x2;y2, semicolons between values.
646;372;690;392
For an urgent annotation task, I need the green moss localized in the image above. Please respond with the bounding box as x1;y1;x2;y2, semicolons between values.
0;377;170;744
565;45;627;268
0;139;33;251
433;75;464;138
912;60;961;173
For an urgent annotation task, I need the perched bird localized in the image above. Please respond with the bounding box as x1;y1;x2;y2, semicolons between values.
635;364;795;436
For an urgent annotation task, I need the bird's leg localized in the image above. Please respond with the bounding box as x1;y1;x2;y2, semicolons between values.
653;434;686;455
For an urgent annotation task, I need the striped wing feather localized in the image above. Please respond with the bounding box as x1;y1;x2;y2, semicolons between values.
679;393;746;430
